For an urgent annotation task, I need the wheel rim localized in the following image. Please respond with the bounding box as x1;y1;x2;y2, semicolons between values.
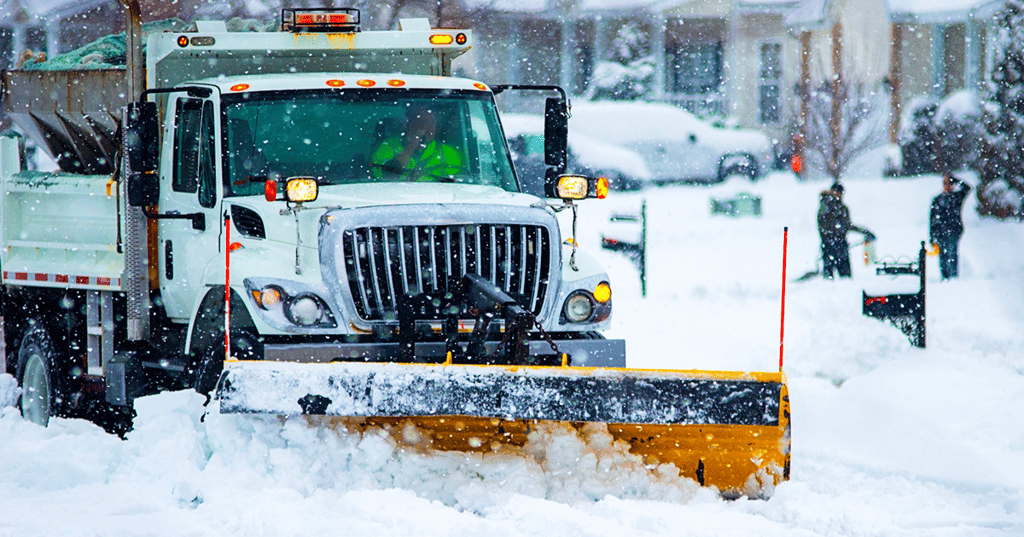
20;352;50;426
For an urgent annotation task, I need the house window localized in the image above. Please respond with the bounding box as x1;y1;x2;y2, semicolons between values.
671;43;722;94
759;43;782;123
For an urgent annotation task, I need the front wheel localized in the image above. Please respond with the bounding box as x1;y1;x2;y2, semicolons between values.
191;329;262;395
718;154;758;183
16;325;62;426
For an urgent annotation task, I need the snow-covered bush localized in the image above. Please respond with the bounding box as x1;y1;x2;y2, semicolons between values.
934;90;984;172
898;96;939;175
895;91;984;177
977;0;1024;218
587;22;655;101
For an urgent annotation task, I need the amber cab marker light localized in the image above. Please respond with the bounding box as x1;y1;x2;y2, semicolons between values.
430;34;454;45
326;79;345;87
387;79;406;87
357;79;376;87
473;83;488;91
229;83;250;92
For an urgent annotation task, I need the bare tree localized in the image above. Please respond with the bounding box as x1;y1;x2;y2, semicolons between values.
802;79;889;182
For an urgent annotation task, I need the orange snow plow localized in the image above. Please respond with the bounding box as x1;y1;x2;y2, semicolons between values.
217;360;790;498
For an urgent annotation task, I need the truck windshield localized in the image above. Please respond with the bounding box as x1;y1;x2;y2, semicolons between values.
222;89;518;196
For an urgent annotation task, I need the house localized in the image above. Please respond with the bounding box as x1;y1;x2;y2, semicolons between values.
466;0;801;144
888;0;1003;136
783;0;1004;175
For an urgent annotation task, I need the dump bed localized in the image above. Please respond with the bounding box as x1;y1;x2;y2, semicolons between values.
2;69;125;174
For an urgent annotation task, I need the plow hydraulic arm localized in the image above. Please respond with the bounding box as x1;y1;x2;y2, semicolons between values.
398;273;539;365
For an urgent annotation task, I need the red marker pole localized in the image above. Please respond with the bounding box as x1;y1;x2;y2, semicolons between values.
779;226;788;371
225;213;231;362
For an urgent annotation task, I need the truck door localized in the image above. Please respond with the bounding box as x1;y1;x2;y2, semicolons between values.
158;96;223;322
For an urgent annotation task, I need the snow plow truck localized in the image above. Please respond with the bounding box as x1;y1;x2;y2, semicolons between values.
0;3;790;498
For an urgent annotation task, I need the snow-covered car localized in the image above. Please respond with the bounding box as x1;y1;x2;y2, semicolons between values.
569;102;776;184
502;113;651;191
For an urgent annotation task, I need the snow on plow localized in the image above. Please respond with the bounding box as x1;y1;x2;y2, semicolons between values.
216;361;790;498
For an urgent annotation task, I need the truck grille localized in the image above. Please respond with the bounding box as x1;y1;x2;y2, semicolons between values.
341;224;551;321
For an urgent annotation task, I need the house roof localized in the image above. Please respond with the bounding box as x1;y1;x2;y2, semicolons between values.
888;0;1002;23
783;0;1002;30
784;0;829;30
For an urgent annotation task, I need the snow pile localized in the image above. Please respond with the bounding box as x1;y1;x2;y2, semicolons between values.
2;163;1023;535
0;373;18;409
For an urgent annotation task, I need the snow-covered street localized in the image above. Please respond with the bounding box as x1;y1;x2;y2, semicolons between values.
2;166;1023;536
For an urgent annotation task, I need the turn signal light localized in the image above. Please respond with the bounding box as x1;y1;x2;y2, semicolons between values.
429;34;454;45
594;177;609;199
594;282;611;303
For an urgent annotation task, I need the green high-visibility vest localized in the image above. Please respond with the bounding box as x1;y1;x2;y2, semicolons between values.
370;137;464;180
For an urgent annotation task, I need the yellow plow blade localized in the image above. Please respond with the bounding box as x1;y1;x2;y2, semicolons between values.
216;361;790;498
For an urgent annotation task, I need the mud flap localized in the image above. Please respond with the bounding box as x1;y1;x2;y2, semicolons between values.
216;361;790;497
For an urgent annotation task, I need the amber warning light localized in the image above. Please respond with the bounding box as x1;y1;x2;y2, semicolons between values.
282;8;360;32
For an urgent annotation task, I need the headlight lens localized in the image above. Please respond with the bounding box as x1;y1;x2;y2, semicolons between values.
286;177;318;203
254;285;283;309
556;175;588;199
286;294;324;326
564;292;594;322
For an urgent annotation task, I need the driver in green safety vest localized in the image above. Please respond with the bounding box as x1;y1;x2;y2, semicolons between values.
370;105;465;182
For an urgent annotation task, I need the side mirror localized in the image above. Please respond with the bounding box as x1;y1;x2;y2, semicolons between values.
127;172;158;207
125;101;158;173
544;97;568;173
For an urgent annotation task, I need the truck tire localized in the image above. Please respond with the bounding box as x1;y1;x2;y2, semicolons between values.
192;329;262;395
15;324;64;426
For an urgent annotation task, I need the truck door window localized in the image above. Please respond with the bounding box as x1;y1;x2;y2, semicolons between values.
173;98;203;194
197;100;217;209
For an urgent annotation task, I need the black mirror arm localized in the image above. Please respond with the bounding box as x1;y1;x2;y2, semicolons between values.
143;207;206;231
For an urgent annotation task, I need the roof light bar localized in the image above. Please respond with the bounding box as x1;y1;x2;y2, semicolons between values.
281;8;360;33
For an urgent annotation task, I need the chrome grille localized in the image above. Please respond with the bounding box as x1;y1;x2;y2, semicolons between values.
342;224;550;321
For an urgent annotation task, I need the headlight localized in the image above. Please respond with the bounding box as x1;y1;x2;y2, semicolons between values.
286;177;318;203
563;292;594;322
253;285;283;309
556;175;609;200
286;294;324;326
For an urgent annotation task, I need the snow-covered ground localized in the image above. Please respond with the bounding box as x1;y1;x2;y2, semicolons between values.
2;166;1023;536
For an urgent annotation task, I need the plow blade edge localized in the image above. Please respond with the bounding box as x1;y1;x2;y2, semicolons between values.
216;361;790;497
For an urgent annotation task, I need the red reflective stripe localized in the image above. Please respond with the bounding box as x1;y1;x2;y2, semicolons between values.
14;272;27;280
76;276;89;285
55;274;68;283
97;277;111;286
34;273;48;281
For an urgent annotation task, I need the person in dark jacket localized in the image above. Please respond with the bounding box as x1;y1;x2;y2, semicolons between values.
818;183;852;279
930;173;971;279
